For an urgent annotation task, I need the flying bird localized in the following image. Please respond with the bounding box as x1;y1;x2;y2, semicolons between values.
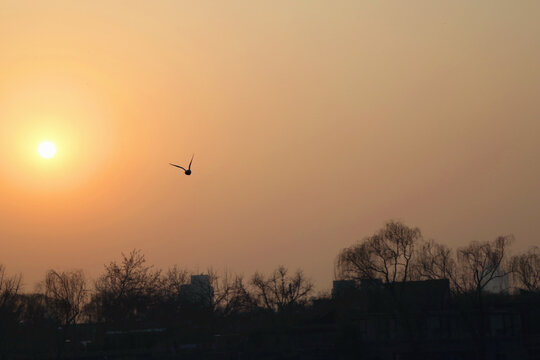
169;154;194;175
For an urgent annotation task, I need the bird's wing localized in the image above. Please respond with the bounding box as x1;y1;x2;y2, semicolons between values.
169;163;186;171
188;154;194;170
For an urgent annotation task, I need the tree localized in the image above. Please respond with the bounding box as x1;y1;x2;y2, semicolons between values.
220;275;255;315
209;269;255;315
251;266;313;312
456;235;512;297
44;269;88;327
93;249;161;323
43;269;88;358
0;265;21;309
411;239;459;287
450;236;513;360
510;246;540;293
0;265;22;358
336;221;422;284
411;235;513;297
159;265;190;301
411;239;455;279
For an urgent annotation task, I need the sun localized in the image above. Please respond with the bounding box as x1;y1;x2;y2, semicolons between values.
38;141;57;159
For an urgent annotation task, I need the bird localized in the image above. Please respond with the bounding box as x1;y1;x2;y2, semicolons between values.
169;154;194;175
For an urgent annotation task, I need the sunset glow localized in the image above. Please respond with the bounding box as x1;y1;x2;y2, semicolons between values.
1;2;540;356
0;1;539;295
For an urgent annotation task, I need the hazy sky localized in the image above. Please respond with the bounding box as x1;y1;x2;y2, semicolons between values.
1;1;539;290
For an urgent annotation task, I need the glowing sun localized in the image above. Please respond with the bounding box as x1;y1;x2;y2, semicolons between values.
38;141;57;159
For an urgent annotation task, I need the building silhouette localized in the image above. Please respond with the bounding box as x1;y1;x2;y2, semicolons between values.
179;274;214;308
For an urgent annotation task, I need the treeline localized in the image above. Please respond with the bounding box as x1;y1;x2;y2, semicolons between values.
1;221;539;326
0;250;315;356
334;221;539;360
336;221;540;296
0;221;539;358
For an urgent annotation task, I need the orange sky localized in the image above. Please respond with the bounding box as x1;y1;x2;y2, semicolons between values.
1;1;539;290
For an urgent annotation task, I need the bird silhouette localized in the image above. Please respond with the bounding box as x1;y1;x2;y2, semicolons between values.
169;154;194;175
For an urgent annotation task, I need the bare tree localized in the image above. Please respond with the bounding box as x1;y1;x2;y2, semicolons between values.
93;249;161;322
96;249;160;299
411;236;514;297
336;221;422;284
510;246;540;292
44;269;88;327
0;265;23;358
159;265;190;301
42;269;88;358
208;269;255;315
454;236;513;360
456;235;512;297
251;266;313;312
0;265;21;310
411;239;456;280
221;275;255;315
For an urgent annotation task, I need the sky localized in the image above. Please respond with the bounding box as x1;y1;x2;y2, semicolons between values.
1;0;539;290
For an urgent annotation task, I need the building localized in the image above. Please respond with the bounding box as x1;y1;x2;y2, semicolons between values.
179;274;214;308
331;280;356;298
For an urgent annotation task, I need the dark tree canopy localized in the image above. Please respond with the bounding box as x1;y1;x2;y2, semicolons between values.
336;221;422;284
511;246;540;293
44;269;88;327
455;235;512;296
251;265;313;312
92;249;161;323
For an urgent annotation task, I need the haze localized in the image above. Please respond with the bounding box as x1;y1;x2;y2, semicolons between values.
1;1;539;289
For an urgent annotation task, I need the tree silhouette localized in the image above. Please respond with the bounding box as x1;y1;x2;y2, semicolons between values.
44;269;88;327
92;249;161;323
411;239;457;284
159;265;190;301
336;221;422;284
43;269;88;358
209;269;255;315
456;235;512;297
251;265;313;312
0;265;22;358
510;246;540;293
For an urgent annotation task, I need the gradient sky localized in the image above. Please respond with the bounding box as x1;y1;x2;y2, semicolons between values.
1;0;539;290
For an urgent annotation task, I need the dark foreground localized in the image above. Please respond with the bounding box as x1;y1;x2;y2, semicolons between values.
2;279;540;360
